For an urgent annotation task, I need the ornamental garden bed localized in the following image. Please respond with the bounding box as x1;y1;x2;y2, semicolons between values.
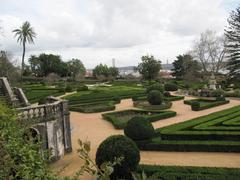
102;109;176;129
69;101;116;113
184;98;230;111
132;95;184;102
138;165;240;180
134;106;240;152
133;100;172;110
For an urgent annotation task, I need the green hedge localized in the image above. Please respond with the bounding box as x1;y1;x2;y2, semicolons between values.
138;165;240;180
102;109;176;129
69;101;115;113
133;101;172;110
134;106;240;152
184;99;230;111
132;95;184;102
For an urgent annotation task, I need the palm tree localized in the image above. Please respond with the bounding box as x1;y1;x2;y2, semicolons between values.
13;21;36;82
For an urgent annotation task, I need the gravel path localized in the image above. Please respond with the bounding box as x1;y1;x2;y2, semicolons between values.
51;97;240;177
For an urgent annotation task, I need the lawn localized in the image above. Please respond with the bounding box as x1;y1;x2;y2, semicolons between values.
102;109;176;129
135;105;240;152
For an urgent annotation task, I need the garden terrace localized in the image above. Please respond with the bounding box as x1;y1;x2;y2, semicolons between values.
184;98;230;111
102;109;176;129
65;85;145;105
136;105;240;152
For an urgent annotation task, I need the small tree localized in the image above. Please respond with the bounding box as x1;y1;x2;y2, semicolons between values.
137;55;161;82
67;58;86;81
147;90;163;105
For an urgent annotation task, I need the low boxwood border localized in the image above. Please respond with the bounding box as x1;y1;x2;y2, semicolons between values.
69;101;115;113
138;164;240;180
184;99;230;111
133;101;172;110
102;109;176;129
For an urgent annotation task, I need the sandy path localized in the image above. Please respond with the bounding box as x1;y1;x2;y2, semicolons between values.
51;97;240;177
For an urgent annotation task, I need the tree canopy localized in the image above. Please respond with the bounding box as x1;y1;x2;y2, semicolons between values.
225;5;240;81
137;55;161;81
92;64;119;81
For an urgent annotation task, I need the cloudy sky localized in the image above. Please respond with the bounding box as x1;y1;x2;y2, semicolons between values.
0;0;239;68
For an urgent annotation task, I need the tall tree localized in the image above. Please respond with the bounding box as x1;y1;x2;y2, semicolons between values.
137;55;161;81
225;5;240;81
67;59;86;81
192;30;226;75
172;54;202;81
13;21;36;81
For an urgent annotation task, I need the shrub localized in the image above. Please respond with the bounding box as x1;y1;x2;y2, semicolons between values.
163;91;171;97
95;135;140;179
124;116;155;140
191;101;200;111
77;85;88;91
58;87;65;93
211;89;225;97
112;96;121;103
65;85;73;92
146;83;164;93
164;83;178;91
147;90;163;105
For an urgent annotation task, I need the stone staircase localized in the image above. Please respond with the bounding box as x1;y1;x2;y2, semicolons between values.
0;77;30;108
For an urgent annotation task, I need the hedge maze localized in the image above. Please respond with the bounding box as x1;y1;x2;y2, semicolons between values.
136;106;240;152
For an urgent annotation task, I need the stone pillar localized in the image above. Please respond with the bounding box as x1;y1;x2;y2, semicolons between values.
61;100;72;153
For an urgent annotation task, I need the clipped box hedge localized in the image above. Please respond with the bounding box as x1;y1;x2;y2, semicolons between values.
138;165;240;180
184;98;230;111
102;109;177;129
133;101;172;110
132;95;184;102
133;105;240;152
69;101;115;113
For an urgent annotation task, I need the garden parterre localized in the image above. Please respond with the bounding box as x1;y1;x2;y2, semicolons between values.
136;105;240;152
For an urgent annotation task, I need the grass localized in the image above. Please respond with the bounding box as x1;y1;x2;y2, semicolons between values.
102;109;176;129
135;105;240;152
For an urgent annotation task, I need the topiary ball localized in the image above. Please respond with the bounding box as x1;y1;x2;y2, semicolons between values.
124;116;155;141
95;135;140;179
146;83;164;93
164;83;178;91
147;90;163;105
163;91;171;97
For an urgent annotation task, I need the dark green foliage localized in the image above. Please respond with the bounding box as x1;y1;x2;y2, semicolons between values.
137;55;161;81
133;100;172;111
69;101;115;113
92;64;119;80
136;106;240;152
102;109;176;129
171;54;201;81
96;135;140;179
191;101;200;110
138;165;240;180
28;53;69;77
163;91;171;97
112;96;121;103
225;5;240;81
164;83;178;91
0;103;53;179
210;89;225;97
67;58;86;80
124;116;155;140
77;85;88;91
65;85;73;92
146;83;164;93
147;90;163;105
